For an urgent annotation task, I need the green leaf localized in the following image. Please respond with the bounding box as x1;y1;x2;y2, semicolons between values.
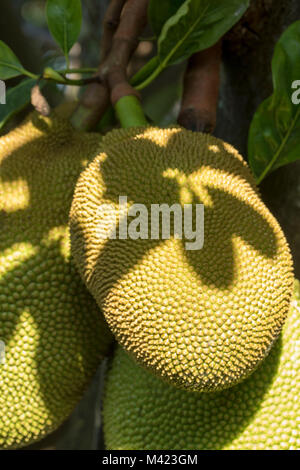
0;79;38;130
157;0;249;66
130;56;160;87
248;21;300;183
148;0;185;37
0;41;25;79
46;0;82;60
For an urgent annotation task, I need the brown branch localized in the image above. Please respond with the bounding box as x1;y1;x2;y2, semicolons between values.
71;0;149;130
101;0;127;60
70;0;121;131
101;0;149;105
178;41;222;134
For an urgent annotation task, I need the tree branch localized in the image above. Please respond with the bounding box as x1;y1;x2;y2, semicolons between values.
71;0;149;130
101;0;127;60
178;41;222;134
102;0;149;105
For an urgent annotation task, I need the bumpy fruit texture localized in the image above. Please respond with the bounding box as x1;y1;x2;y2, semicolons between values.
70;127;294;392
103;280;300;450
0;111;113;449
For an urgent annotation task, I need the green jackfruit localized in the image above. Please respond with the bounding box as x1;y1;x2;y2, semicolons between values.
70;126;293;392
0;110;113;449
103;280;300;450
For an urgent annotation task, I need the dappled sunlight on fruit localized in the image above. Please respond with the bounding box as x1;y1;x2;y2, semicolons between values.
0;111;113;449
70;126;294;393
103;280;300;450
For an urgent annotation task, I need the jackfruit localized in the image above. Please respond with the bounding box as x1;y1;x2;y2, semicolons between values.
103;279;300;450
0;110;113;449
70;126;293;392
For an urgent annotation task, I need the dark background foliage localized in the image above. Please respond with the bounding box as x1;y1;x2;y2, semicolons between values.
1;0;299;449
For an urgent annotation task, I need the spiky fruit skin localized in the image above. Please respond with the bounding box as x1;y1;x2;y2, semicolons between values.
70;127;293;392
103;280;300;450
0;111;113;449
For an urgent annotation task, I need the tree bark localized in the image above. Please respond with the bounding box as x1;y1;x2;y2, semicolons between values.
216;0;300;277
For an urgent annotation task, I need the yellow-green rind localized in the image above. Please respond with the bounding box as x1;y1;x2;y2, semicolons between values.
70;127;294;392
0;111;113;449
103;280;300;450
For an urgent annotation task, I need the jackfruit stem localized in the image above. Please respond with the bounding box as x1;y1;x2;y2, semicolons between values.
114;95;148;128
